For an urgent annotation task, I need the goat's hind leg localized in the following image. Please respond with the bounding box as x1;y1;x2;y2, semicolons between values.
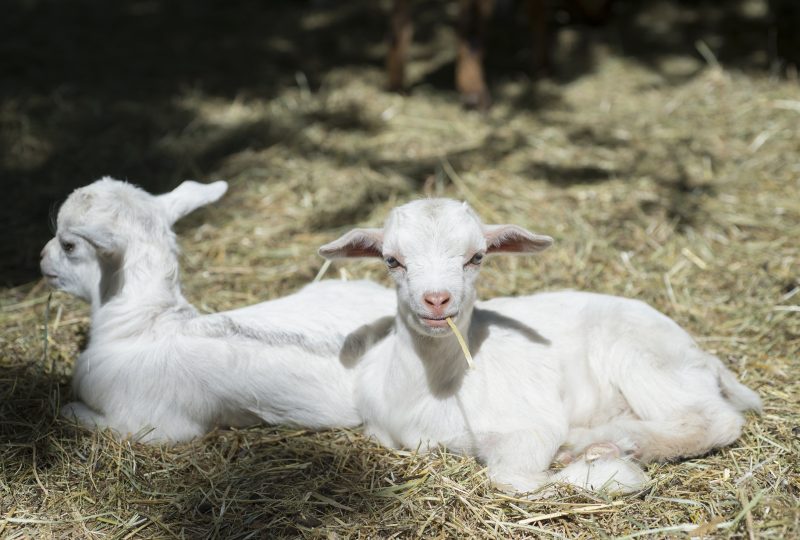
61;401;205;443
622;348;751;462
568;366;748;463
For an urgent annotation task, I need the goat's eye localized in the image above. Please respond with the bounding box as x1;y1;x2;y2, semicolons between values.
385;256;400;269
61;241;75;254
468;253;484;266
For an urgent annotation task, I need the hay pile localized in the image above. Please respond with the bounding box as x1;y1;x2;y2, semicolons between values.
1;0;798;537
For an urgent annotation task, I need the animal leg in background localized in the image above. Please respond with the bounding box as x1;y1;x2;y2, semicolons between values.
387;0;412;92
456;0;493;109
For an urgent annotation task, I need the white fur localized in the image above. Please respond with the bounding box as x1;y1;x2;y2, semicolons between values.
42;177;396;443
320;198;761;496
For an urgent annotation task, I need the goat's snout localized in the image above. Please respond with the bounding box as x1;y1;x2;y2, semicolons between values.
40;238;57;260
423;291;451;317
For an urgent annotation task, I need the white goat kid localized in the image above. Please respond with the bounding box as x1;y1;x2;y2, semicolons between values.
320;199;760;496
41;177;395;443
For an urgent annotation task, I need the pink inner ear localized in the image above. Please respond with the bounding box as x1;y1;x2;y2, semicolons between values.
319;228;384;259
487;238;533;253
485;225;552;254
344;244;383;258
338;231;383;258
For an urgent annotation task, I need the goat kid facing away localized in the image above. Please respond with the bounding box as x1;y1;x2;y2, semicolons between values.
41;177;395;443
320;198;761;496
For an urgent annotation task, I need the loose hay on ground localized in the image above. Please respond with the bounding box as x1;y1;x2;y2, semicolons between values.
1;1;799;538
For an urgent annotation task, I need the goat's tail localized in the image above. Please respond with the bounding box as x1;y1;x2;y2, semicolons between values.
709;355;762;413
552;457;649;495
718;364;762;413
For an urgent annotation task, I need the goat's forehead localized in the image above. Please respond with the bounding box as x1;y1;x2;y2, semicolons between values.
383;199;484;257
57;190;94;226
57;180;155;229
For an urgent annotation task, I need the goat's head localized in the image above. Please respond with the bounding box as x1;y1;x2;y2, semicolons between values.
320;199;552;337
40;177;227;304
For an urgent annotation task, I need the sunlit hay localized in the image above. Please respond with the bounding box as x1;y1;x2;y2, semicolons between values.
1;2;798;536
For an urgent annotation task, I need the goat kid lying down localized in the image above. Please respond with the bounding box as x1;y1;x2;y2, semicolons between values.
320;198;760;495
41;177;395;443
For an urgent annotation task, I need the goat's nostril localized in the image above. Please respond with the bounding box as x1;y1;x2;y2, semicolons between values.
423;292;451;308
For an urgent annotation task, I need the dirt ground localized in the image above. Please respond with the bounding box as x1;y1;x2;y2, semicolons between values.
1;0;798;538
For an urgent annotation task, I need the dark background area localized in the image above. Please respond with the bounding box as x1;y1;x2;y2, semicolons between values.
1;0;797;286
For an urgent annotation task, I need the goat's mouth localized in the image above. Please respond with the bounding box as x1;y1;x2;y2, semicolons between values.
418;313;458;328
41;271;61;288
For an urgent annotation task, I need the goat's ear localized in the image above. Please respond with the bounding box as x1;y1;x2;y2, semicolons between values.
157;180;228;225
319;228;384;259
72;225;123;257
484;224;553;255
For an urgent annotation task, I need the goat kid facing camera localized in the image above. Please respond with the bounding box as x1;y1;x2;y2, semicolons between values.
320;199;760;497
41;177;395;443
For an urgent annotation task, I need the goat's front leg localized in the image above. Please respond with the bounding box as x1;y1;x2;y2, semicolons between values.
487;432;650;496
456;0;493;110
481;428;562;495
61;401;109;430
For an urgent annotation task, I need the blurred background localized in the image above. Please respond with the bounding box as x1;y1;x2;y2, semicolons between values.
1;0;798;286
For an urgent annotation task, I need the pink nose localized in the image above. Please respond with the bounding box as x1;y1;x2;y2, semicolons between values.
423;291;451;316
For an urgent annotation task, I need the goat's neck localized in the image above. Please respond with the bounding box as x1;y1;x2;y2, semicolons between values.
90;242;191;327
394;301;475;396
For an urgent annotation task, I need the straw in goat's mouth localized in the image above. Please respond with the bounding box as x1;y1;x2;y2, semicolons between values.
446;317;474;369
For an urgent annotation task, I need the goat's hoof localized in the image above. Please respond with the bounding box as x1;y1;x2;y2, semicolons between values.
554;449;577;466
584;442;621;462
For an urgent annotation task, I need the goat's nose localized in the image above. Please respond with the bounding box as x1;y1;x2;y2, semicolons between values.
423;291;451;310
40;246;47;259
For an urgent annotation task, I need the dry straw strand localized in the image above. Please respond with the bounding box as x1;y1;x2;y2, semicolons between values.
446;316;475;369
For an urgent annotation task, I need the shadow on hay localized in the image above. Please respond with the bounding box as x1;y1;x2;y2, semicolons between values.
0;0;392;286
0;362;68;465
1;0;793;286
155;428;424;538
523;161;617;186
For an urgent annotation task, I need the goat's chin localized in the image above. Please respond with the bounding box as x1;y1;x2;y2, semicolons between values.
416;325;451;338
41;274;69;295
54;281;93;303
